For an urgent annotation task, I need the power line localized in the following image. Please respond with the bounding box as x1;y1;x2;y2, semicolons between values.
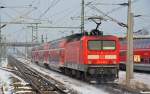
86;0;139;18
105;0;139;15
2;11;15;19
87;4;127;28
39;0;61;18
88;2;128;6
27;26;80;29
53;4;81;26
50;8;71;17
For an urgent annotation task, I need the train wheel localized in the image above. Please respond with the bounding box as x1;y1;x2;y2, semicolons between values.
64;68;67;75
43;63;49;68
71;69;76;77
76;71;81;79
35;61;39;64
80;72;86;80
60;68;65;74
65;68;71;76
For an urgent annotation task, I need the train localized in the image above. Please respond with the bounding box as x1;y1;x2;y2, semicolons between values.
31;30;120;83
31;19;121;82
119;36;150;72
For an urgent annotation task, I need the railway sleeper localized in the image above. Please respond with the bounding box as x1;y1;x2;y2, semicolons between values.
8;57;65;94
41;91;60;94
40;86;55;91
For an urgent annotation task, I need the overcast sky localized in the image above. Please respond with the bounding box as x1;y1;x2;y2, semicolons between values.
0;0;150;42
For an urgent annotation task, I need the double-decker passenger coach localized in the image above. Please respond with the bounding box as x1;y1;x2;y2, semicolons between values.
120;36;150;71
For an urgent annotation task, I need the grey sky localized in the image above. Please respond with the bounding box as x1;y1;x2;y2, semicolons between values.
0;0;150;42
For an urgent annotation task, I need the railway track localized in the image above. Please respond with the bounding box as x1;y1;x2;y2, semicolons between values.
31;63;142;94
15;57;150;94
8;55;75;94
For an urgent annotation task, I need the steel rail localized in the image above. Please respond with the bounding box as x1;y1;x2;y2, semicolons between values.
8;56;71;94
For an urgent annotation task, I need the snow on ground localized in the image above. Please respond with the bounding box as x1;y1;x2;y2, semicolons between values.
18;57;150;93
17;57;109;94
119;71;150;91
0;58;30;94
0;59;13;94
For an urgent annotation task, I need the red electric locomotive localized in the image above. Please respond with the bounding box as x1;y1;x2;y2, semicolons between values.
120;36;150;71
32;34;120;82
32;18;120;82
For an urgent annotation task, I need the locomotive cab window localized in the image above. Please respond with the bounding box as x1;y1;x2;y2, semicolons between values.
88;40;102;50
88;40;116;50
102;40;116;50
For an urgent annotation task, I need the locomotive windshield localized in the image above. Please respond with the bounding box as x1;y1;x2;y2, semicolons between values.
88;40;116;50
88;40;102;50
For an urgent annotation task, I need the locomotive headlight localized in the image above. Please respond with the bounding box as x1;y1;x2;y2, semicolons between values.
105;55;116;59
88;55;99;59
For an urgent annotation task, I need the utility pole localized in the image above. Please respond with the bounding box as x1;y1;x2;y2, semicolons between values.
0;7;2;61
81;0;84;33
126;0;134;85
45;34;47;42
41;34;44;43
30;23;39;43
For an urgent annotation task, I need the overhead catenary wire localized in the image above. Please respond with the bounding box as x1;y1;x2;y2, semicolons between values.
88;2;128;6
50;2;81;28
28;0;38;7
88;0;139;15
54;8;80;26
85;0;140;26
104;0;139;16
72;0;133;28
90;0;139;6
39;0;61;18
3;12;14;20
50;8;72;17
89;0;133;14
0;2;38;29
87;4;127;28
0;1;39;40
2;0;149;41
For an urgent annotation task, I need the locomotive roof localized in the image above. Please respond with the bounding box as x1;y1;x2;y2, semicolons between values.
48;33;118;44
32;33;118;50
60;33;117;42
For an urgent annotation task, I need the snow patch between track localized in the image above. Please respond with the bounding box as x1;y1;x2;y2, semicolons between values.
17;57;109;94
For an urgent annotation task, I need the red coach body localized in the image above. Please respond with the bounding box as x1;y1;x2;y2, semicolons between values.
120;37;150;71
